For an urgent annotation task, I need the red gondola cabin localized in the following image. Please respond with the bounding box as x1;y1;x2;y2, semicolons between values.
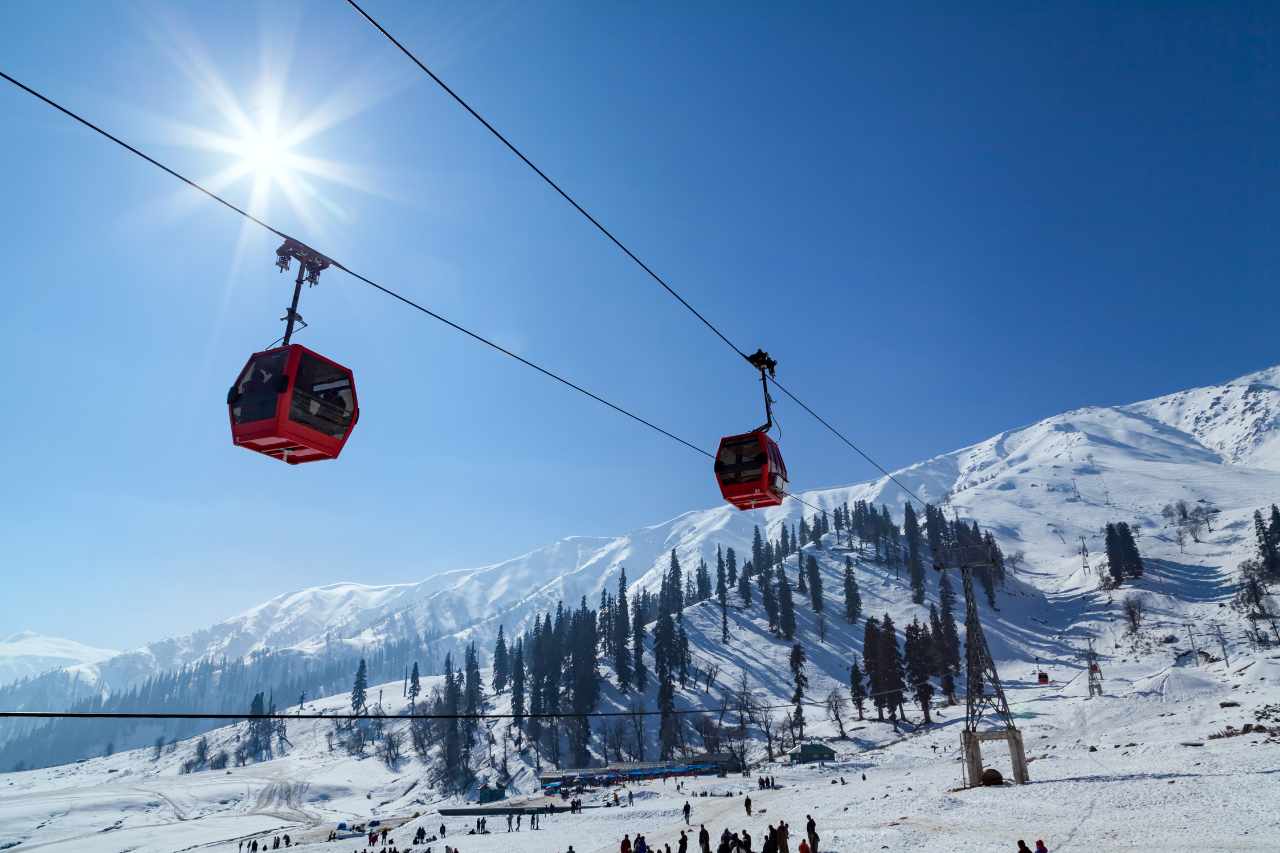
228;344;358;464
714;430;788;510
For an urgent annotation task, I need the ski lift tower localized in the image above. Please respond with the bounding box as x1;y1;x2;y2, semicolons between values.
934;542;1030;787
1085;636;1104;698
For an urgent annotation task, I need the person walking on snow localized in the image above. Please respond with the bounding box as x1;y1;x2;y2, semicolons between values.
1034;843;1048;853
745;795;752;817
699;824;711;853
1016;842;1032;853
805;815;818;853
678;830;689;853
622;834;632;853
683;801;692;825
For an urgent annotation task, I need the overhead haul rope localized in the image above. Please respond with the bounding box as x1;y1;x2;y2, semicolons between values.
0;70;710;462
0;70;857;520
344;0;929;509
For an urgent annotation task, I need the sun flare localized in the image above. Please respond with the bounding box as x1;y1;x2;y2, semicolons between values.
236;129;292;182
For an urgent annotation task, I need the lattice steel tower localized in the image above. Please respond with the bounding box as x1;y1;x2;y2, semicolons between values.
935;542;1029;786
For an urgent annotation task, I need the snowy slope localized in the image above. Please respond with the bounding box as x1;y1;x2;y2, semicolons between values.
0;632;117;688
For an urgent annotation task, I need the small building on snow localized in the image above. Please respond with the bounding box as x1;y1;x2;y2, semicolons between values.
788;742;836;764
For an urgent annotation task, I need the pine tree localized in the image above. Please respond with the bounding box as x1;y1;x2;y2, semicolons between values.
738;558;753;606
632;604;648;691
511;640;526;726
654;613;679;758
614;569;632;689
1255;510;1278;576
937;572;962;688
351;659;368;715
677;622;691;686
464;642;483;740
442;655;462;786
568;597;600;767
843;557;861;623
665;550;685;619
776;565;796;640
879;614;907;722
904;503;925;605
751;527;765;578
806;554;824;614
696;558;712;603
1105;523;1124;587
863;618;884;720
492;626;510;694
761;563;779;631
726;546;738;587
904;617;936;723
849;658;866;720
717;556;730;644
789;642;808;740
1116;522;1144;578
408;661;421;708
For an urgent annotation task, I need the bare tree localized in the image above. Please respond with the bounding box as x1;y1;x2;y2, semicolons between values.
752;707;779;761
702;662;721;693
782;710;798;750
377;726;404;768
693;715;721;754
1005;551;1025;573
409;717;431;760
1122;594;1148;633
825;689;849;738
605;719;627;764
628;701;646;762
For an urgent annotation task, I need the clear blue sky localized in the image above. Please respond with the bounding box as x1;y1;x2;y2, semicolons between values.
2;2;1276;649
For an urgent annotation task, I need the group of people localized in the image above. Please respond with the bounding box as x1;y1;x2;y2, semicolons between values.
754;777;777;790
617;811;820;853
240;835;291;851
1016;842;1049;853
504;809;547;830
567;797;586;814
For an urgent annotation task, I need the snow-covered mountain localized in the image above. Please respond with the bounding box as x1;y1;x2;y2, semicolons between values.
9;363;1280;710
0;632;117;688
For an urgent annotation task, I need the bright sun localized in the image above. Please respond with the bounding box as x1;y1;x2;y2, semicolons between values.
236;129;292;182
